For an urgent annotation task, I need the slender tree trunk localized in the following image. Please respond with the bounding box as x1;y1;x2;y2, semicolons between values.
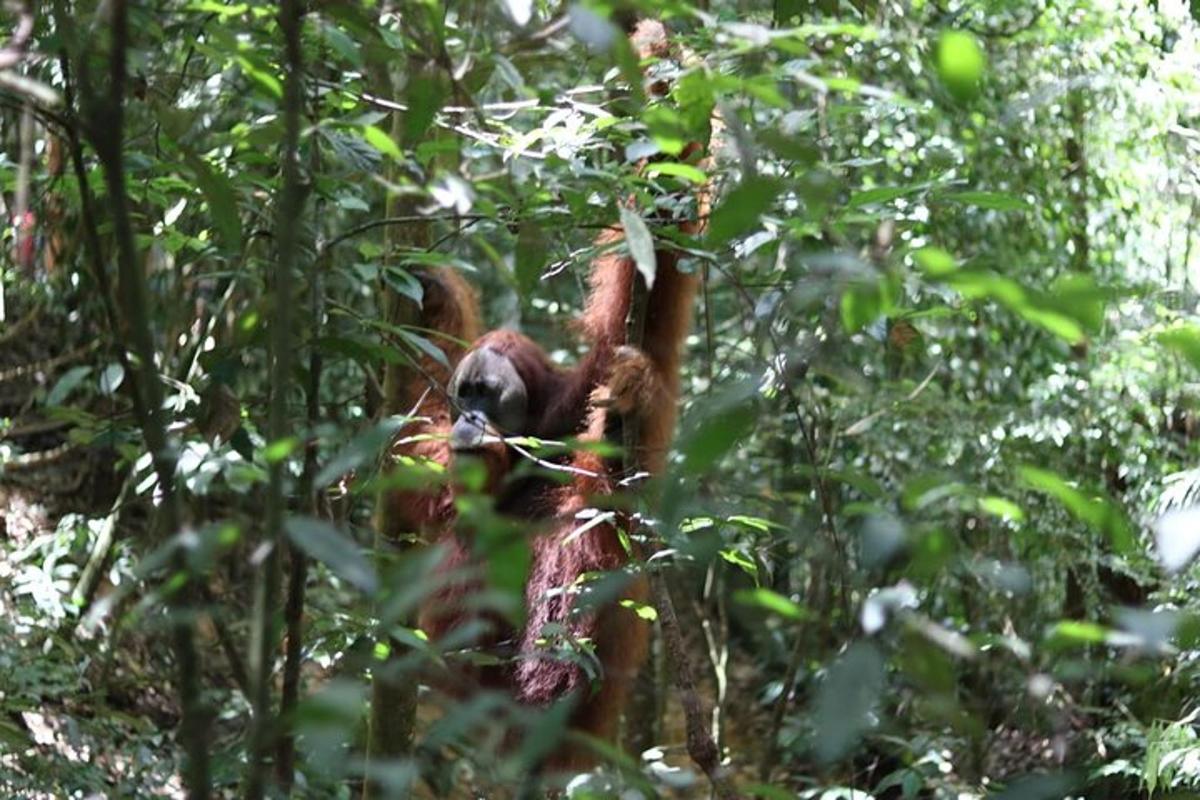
75;0;211;795
360;56;430;800
245;1;307;796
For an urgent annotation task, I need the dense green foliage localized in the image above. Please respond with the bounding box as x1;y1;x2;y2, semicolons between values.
4;0;1200;797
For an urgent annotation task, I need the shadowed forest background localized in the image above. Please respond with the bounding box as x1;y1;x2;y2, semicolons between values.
4;0;1200;798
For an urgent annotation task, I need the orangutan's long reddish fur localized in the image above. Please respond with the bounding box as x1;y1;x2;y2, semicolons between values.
377;267;480;541
510;18;709;768
409;17;708;766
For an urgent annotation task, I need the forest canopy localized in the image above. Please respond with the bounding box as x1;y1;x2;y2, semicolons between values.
3;0;1200;798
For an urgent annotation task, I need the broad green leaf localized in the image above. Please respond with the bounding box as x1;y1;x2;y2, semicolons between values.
979;496;1024;522
515;222;549;296
848;184;925;209
399;329;451;370
315;417;406;490
619;206;657;289
182;152;243;253
936;30;985;101
644;162;707;184
264;437;300;464
1018;466;1134;553
1047;619;1108;646
942;190;1028;211
405;70;448;145
99;363;125;396
234;55;282;98
681;400;753;474
913;247;957;276
46;366;91;406
734;588;807;620
642;106;686;156
673;71;715;139
1158;324;1200;371
840;281;884;333
285;516;378;594
708;177;781;246
813;642;885;762
361;125;403;161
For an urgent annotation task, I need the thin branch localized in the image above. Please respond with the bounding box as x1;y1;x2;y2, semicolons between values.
245;0;307;797
277;63;326;791
75;0;211;795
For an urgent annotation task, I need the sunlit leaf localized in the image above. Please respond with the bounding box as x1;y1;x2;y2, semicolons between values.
99;363;125;396
264;437;300;464
1019;466;1134;553
979;496;1024;522
361;124;403;161
619;205;657;289
499;0;532;26
1153;507;1200;573
737;589;804;619
1158;324;1200;371
182;152;243;253
936;30;985;102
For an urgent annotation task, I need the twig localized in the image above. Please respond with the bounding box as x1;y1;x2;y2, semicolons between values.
0;340;99;383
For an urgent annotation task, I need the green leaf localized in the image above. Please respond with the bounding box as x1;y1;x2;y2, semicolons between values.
619;206;657;289
285;516;378;594
1047;619;1109;646
619;599;658;621
813;642;885;762
46;366;91;406
264;437;300;464
642;106;686;156
182;152;243;253
315;418;406;490
708;177;781;247
515;222;549;296
942;190;1028;211
1018;466;1134;554
840;280;884;333
720;548;759;578
936;30;986;102
680;394;757;475
361;125;403;161
399;329;451;370
848;184;925;209
913;247;958;276
979;496;1024;522
733;588;807;620
1158;324;1200;371
234;55;282;99
644;162;708;184
405;70;448;145
99;363;125;396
